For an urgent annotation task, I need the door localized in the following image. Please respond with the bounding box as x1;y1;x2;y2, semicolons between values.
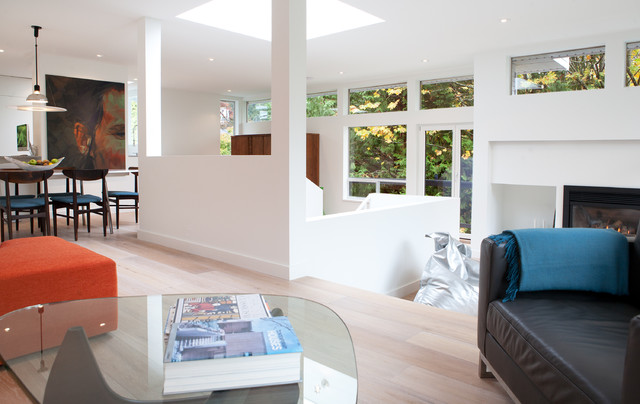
421;125;474;236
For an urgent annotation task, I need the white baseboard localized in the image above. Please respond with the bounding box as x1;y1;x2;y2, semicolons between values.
137;229;291;280
386;279;420;298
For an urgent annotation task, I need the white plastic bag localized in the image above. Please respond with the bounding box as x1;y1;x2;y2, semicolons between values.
414;232;479;315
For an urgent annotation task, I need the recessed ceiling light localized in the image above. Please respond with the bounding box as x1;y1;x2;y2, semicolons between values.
97;54;103;58
339;71;344;75
0;49;5;53
227;89;232;92
209;57;215;61
500;18;510;23
177;0;384;41
422;58;429;63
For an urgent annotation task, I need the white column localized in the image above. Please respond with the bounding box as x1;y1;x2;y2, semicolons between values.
271;0;307;276
138;18;162;157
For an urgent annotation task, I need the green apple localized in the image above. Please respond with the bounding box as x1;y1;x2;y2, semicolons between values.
50;158;58;164
28;159;37;165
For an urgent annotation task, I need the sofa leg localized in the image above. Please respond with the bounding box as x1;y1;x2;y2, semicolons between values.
479;353;495;378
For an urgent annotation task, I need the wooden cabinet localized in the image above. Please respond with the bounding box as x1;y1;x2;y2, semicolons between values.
230;134;271;155
231;133;320;186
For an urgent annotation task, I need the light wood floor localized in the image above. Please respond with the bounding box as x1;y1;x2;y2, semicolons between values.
0;213;511;403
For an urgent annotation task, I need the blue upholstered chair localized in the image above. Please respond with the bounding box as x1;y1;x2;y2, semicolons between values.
0;170;52;241
107;167;139;229
51;169;109;241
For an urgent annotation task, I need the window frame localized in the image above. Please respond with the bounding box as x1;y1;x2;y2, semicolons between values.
306;91;338;117
220;99;236;155
345;124;408;200
348;83;408;115
626;41;640;87
420;76;474;110
419;124;474;237
511;46;606;95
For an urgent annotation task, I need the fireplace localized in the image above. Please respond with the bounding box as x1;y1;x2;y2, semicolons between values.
563;186;640;236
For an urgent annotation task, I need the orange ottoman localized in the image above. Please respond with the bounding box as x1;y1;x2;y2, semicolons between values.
0;236;117;316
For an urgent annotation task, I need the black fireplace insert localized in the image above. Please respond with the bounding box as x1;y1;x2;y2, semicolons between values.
563;185;640;236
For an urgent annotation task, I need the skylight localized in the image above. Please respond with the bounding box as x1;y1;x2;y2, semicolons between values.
176;0;384;41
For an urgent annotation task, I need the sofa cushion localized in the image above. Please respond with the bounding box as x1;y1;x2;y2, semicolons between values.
487;291;640;403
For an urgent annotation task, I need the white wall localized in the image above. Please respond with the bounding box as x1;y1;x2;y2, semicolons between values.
162;88;220;155
138;155;291;277
296;195;460;296
472;28;640;254
0;76;33;156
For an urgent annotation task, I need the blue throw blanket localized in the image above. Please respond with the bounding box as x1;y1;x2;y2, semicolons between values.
489;228;629;302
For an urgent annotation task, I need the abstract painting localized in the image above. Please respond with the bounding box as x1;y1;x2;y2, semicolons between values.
16;124;28;151
46;75;125;169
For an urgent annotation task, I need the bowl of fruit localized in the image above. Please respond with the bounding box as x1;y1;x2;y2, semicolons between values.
5;156;65;171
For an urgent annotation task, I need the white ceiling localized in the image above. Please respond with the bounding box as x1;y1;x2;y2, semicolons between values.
1;0;639;98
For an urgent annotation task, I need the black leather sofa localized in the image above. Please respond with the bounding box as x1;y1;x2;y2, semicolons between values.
478;234;640;403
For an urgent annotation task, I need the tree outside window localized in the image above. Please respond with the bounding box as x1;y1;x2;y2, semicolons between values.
626;42;640;87
348;125;407;197
512;47;605;95
349;84;407;114
421;77;474;109
220;100;235;155
307;92;337;117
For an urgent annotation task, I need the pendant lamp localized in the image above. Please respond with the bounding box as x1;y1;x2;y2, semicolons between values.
17;25;66;112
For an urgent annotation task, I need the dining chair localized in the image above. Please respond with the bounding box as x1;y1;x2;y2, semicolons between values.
108;166;139;229
50;169;109;241
0;170;52;241
1;181;37;232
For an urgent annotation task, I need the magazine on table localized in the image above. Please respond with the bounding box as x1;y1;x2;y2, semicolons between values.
164;294;271;337
163;315;303;394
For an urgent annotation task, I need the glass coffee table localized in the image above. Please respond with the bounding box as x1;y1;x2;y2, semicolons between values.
0;294;357;403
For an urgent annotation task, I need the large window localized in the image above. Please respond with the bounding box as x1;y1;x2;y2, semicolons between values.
220;100;235;155
627;42;640;87
247;100;272;122
421;76;474;109
349;84;407;114
512;46;605;95
348;125;407;197
423;126;473;235
307;92;337;117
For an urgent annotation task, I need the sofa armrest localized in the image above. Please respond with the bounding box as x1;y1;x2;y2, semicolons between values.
622;315;640;404
628;236;640;305
477;237;509;354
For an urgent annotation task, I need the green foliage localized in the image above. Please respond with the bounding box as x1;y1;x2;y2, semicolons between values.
307;94;337;117
349;86;407;114
517;53;605;94
627;48;640;86
424;129;474;233
380;182;406;195
349;125;407;180
220;133;231;155
421;79;474;109
459;130;473;233
425;130;453;197
350;182;376;197
220;101;235;155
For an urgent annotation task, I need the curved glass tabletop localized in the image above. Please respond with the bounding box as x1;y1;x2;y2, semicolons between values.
0;294;357;403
